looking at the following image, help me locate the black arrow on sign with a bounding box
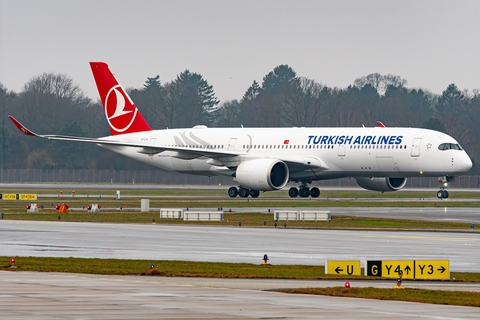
[335,266,343,274]
[437,266,446,273]
[404,266,411,274]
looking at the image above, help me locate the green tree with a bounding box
[379,86,433,127]
[0,83,17,169]
[422,117,447,133]
[240,80,275,127]
[174,70,219,127]
[436,84,466,115]
[129,75,165,129]
[352,84,380,126]
[261,65,297,96]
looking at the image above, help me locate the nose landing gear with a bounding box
[437,176,454,199]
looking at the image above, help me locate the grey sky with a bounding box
[1,0,479,103]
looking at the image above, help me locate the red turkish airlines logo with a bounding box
[105,85,138,133]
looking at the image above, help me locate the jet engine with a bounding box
[235,159,289,191]
[355,177,407,192]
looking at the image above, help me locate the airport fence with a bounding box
[0,169,479,188]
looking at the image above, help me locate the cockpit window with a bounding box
[438,143,463,151]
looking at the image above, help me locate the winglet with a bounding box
[9,116,39,137]
[377,121,386,128]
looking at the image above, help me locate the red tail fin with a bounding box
[90,62,152,135]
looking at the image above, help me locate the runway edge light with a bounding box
[10,257,16,268]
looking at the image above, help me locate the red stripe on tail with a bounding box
[90,62,152,135]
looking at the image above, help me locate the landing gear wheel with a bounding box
[310,187,320,198]
[437,190,450,199]
[250,190,260,198]
[239,187,250,198]
[299,187,310,198]
[228,187,238,198]
[288,187,299,198]
[436,190,443,199]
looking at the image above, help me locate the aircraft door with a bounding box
[411,138,422,157]
[228,138,237,151]
[337,144,346,157]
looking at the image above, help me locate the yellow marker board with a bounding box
[381,260,415,279]
[325,260,361,276]
[19,194,37,201]
[0,193,37,201]
[415,260,450,280]
[2,194,18,200]
[366,260,450,280]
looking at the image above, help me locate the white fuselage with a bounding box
[98,126,472,183]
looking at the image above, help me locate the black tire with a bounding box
[437,190,444,199]
[288,187,299,198]
[443,190,449,199]
[250,190,260,198]
[299,187,310,198]
[228,187,238,198]
[310,187,320,198]
[239,187,250,198]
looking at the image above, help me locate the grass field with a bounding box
[0,212,472,230]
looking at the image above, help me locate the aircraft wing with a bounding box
[9,115,329,171]
[279,155,330,171]
[8,116,240,159]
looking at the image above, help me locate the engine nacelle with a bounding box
[236,159,289,191]
[355,177,407,192]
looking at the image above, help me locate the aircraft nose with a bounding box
[459,153,473,173]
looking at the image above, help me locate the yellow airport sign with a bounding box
[415,260,450,280]
[0,193,37,201]
[366,260,450,280]
[19,194,37,201]
[1,193,18,200]
[325,260,361,276]
[381,260,415,279]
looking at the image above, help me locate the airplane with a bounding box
[9,62,473,199]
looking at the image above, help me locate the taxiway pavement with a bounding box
[1,271,479,320]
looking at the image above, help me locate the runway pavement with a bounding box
[1,271,479,320]
[1,220,479,272]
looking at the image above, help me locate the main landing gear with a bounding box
[228,186,260,198]
[288,182,320,198]
[437,176,453,199]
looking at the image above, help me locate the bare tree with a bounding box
[216,100,241,127]
[279,77,324,127]
[354,73,407,95]
[16,73,90,133]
